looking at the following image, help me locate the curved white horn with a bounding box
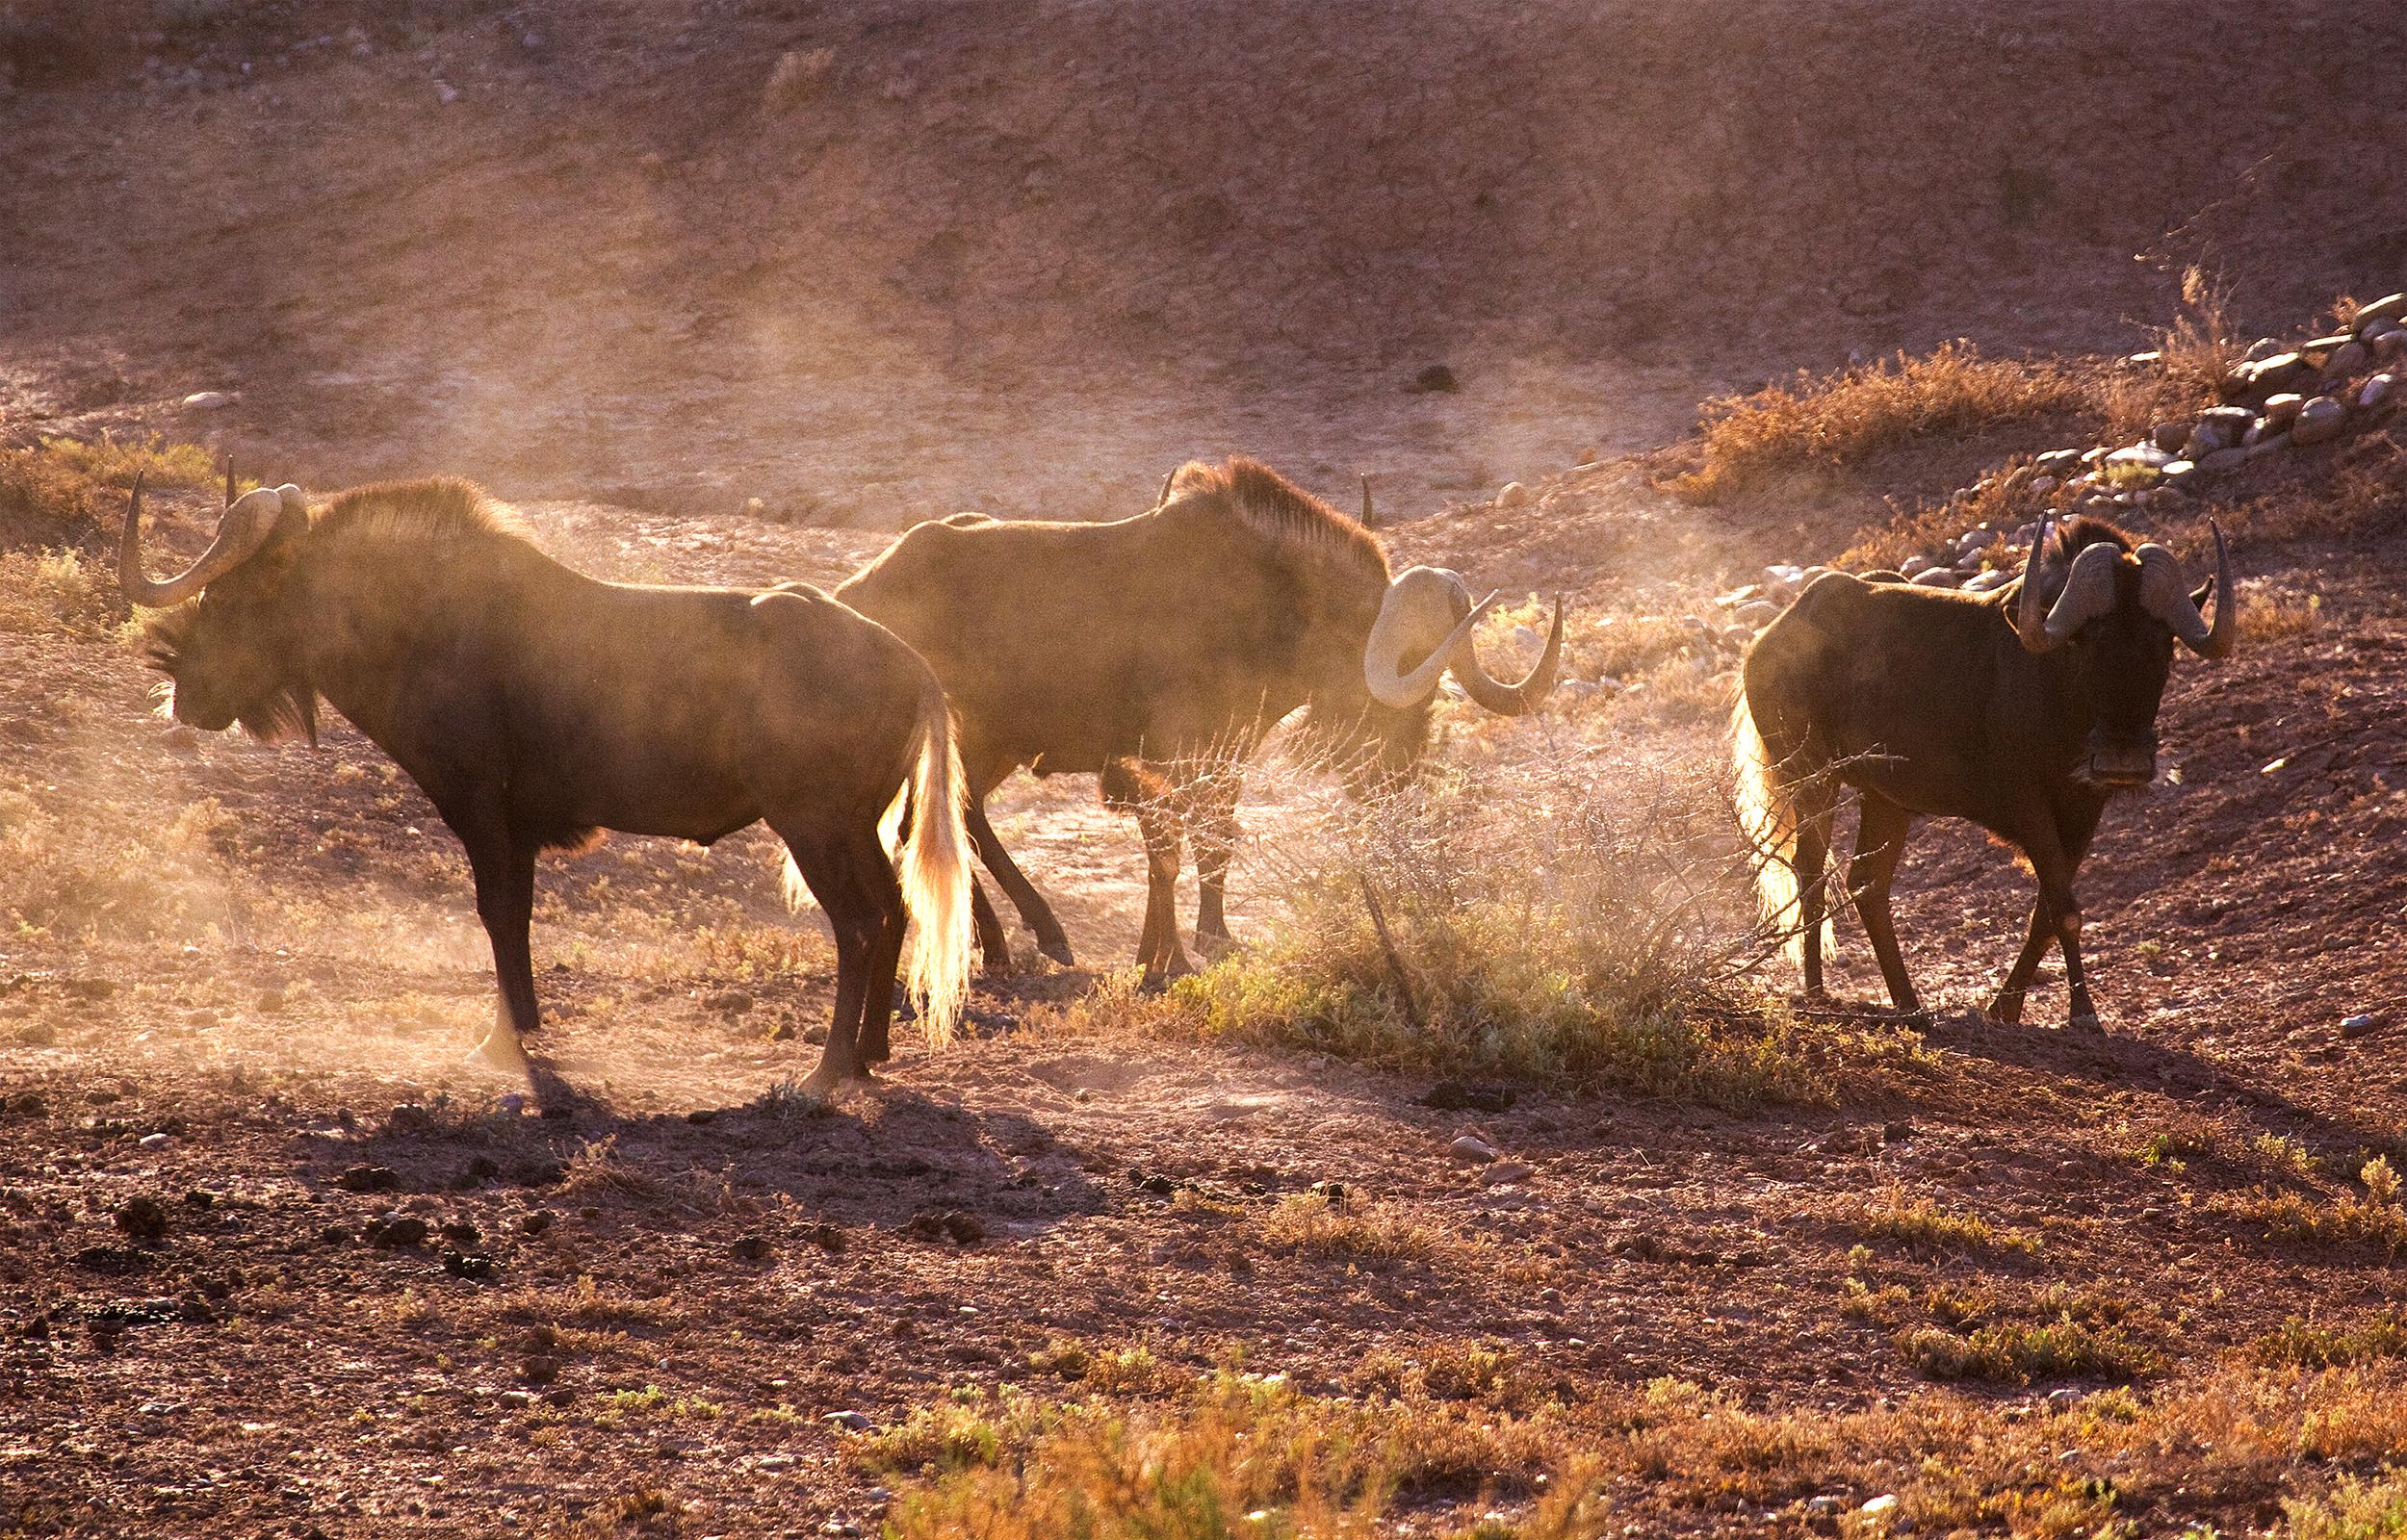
[2039,541,2123,647]
[1363,566,1496,709]
[117,480,294,608]
[2137,523,2235,659]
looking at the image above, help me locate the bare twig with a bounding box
[1358,875,1424,1032]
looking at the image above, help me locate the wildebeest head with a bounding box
[2011,514,2235,786]
[119,471,320,744]
[1344,560,1565,789]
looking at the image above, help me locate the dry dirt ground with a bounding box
[7,3,2407,1538]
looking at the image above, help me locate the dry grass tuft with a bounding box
[1849,1191,2043,1258]
[1060,749,1928,1109]
[1665,343,2090,506]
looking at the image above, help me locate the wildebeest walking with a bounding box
[838,457,1564,984]
[119,475,972,1101]
[1734,515,2235,1027]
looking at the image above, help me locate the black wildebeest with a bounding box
[837,456,1564,984]
[120,474,972,1101]
[1734,514,2235,1027]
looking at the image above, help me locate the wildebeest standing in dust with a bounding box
[839,457,1565,985]
[1734,515,2235,1027]
[119,475,973,1101]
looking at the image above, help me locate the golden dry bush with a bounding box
[1666,343,2090,505]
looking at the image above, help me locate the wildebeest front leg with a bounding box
[459,825,560,1107]
[1988,802,2103,1028]
[1848,793,1921,1014]
[1131,796,1191,989]
[777,831,872,1090]
[1190,771,1242,958]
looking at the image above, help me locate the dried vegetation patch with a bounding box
[1053,749,1929,1108]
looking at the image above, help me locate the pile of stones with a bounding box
[1715,293,2404,629]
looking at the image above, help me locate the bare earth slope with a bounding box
[5,0,2405,519]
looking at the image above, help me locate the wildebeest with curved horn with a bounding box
[837,456,1565,985]
[1734,514,2235,1027]
[119,474,973,1102]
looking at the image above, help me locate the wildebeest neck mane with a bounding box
[307,477,534,552]
[1168,457,1387,580]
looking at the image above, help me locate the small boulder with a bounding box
[1448,1135,1500,1164]
[115,1196,169,1242]
[181,390,235,410]
[824,1410,873,1433]
[2362,373,2395,411]
[1910,568,1962,588]
[2353,294,2407,335]
[1495,481,1530,509]
[2323,340,2372,383]
[2196,447,2250,475]
[1409,364,1461,394]
[2291,397,2347,446]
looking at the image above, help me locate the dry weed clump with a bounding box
[2213,1157,2407,1255]
[861,1353,2407,1537]
[1849,1191,2043,1258]
[0,548,116,636]
[0,787,243,942]
[1665,343,2090,505]
[1078,748,1925,1109]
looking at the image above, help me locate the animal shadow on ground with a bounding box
[1920,1008,2399,1159]
[295,1084,1109,1239]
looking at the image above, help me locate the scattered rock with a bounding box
[1409,364,1460,394]
[2354,294,2407,335]
[442,1249,496,1279]
[2323,341,2371,382]
[366,1217,430,1248]
[523,1353,561,1385]
[823,1410,872,1433]
[334,1165,401,1194]
[2362,373,2394,411]
[181,390,234,410]
[2291,396,2347,446]
[2342,1014,2377,1039]
[1421,1081,1516,1114]
[1448,1135,1500,1164]
[137,1132,173,1149]
[1909,568,1962,588]
[2196,447,2250,475]
[1495,480,1530,509]
[906,1210,986,1245]
[520,1208,558,1237]
[732,1234,774,1261]
[440,1220,481,1246]
[757,1454,796,1473]
[1859,1493,1903,1526]
[115,1196,169,1242]
[1480,1162,1534,1186]
[704,988,755,1015]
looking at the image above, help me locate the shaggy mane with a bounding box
[309,476,534,549]
[2046,513,2136,561]
[1166,457,1387,578]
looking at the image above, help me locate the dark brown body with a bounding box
[839,459,1430,983]
[132,479,972,1101]
[1735,517,2229,1027]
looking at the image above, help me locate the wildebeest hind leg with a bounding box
[1791,807,1834,999]
[847,828,908,1065]
[966,800,1074,967]
[1848,794,1920,1014]
[970,878,1012,976]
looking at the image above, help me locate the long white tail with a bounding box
[1732,693,1829,968]
[895,682,973,1046]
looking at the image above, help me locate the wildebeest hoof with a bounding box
[1038,938,1075,967]
[1983,994,2025,1024]
[2067,1012,2104,1034]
